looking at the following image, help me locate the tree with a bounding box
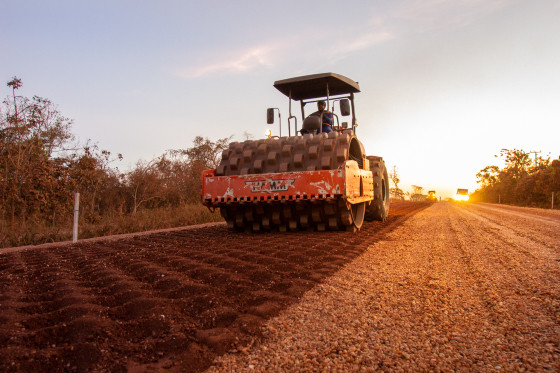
[67,144,122,220]
[1,78,74,222]
[472,148,560,208]
[410,185,425,201]
[389,165,404,200]
[127,159,163,214]
[498,148,532,180]
[182,135,232,170]
[169,136,231,204]
[242,131,254,141]
[476,165,500,187]
[125,136,233,212]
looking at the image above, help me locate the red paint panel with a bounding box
[202,169,345,205]
[202,160,374,207]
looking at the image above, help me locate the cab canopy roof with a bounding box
[273,73,360,101]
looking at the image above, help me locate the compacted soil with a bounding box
[0,201,428,372]
[210,202,560,372]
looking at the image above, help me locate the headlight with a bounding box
[265,129,272,138]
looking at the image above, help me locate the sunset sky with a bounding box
[1,0,559,198]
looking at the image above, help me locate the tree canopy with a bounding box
[472,148,560,208]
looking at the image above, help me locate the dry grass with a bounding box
[0,204,223,248]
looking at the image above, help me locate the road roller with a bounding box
[202,73,389,232]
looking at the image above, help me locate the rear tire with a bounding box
[365,156,389,221]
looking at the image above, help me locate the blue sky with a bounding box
[2,0,559,198]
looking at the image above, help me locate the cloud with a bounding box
[174,0,514,80]
[336,32,394,54]
[318,31,394,66]
[176,24,394,80]
[177,46,275,79]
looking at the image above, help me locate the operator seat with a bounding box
[301,115,321,134]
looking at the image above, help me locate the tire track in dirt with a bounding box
[0,201,429,372]
[446,206,517,326]
[448,203,560,368]
[460,203,560,253]
[473,203,560,225]
[453,204,560,283]
[450,204,560,324]
[360,203,521,368]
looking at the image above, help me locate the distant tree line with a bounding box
[1,77,230,246]
[471,148,560,208]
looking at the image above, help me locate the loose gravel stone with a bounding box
[208,202,560,372]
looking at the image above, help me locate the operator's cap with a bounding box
[318,100,326,105]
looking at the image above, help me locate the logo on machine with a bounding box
[245,178,295,193]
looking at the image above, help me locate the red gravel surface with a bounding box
[0,201,428,372]
[209,201,560,372]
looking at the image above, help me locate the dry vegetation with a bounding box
[0,78,229,248]
[472,148,560,208]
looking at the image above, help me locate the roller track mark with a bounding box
[3,248,119,371]
[45,245,202,370]
[54,244,214,369]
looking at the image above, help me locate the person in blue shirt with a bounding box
[312,100,334,133]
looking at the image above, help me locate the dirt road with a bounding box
[211,202,560,372]
[1,201,558,372]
